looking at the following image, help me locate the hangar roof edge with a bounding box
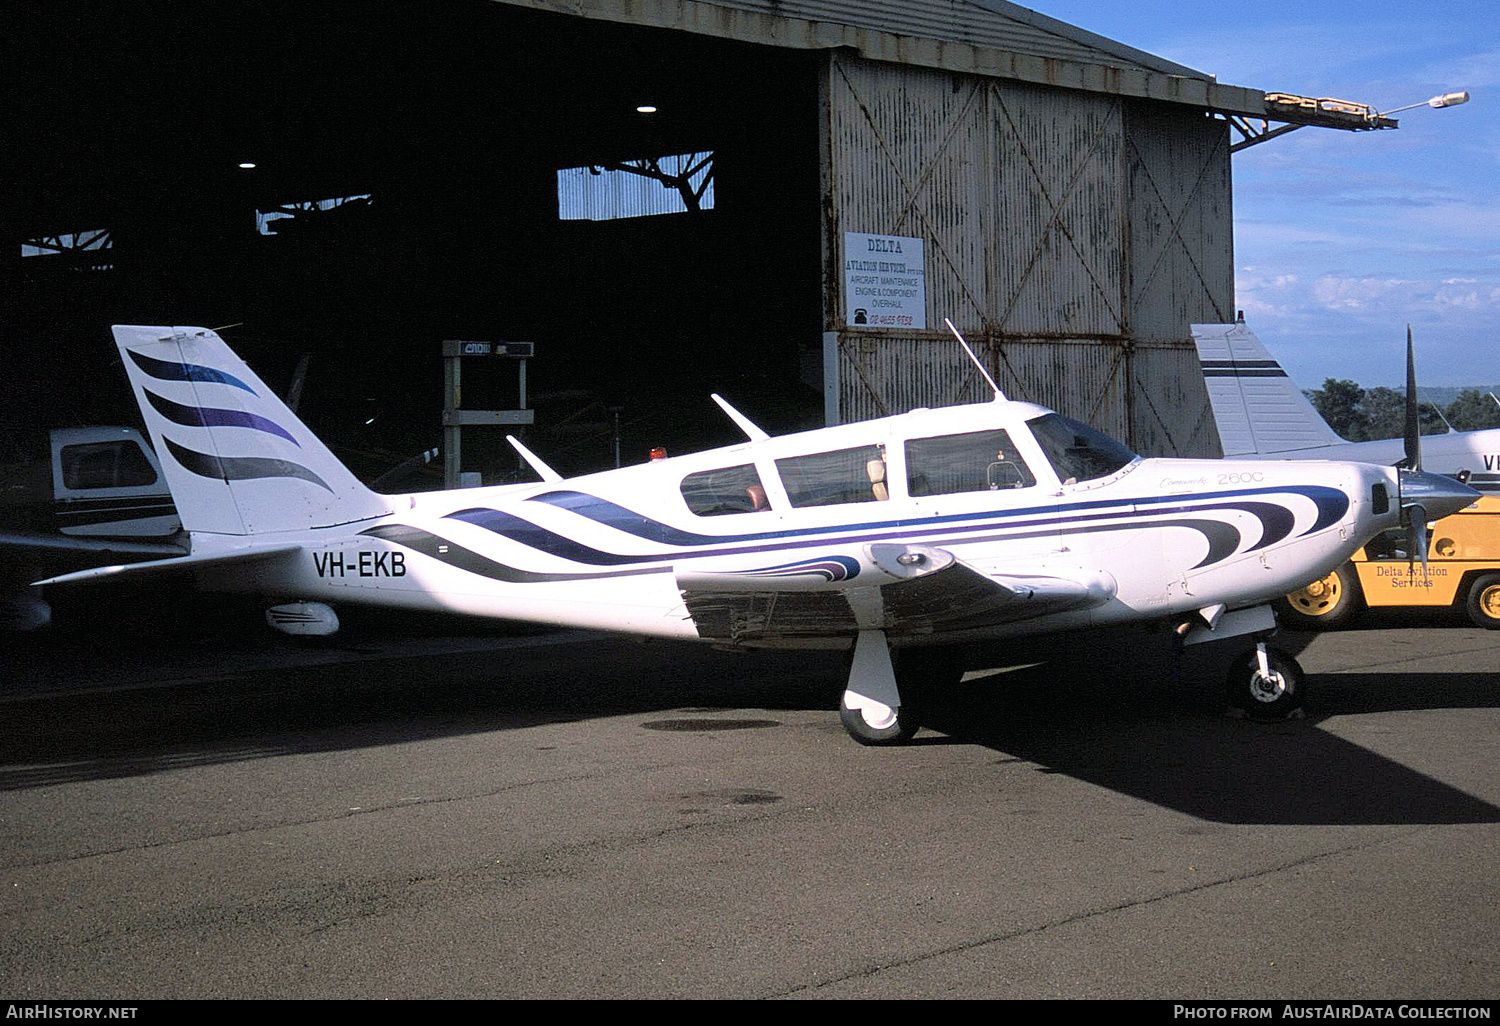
[494,0,1271,117]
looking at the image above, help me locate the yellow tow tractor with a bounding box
[1278,495,1500,629]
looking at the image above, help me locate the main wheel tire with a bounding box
[1465,573,1500,629]
[1277,563,1363,630]
[839,691,919,745]
[1226,647,1306,720]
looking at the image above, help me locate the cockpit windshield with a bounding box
[1027,413,1138,485]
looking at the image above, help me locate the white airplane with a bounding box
[36,324,1477,743]
[1193,320,1500,491]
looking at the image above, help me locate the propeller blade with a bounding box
[1403,325,1421,472]
[1408,502,1429,580]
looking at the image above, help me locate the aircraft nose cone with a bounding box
[1399,470,1481,520]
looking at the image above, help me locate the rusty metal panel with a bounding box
[823,55,1234,458]
[828,58,991,328]
[836,334,994,424]
[992,338,1131,441]
[988,79,1125,337]
[1125,106,1235,340]
[835,333,1219,458]
[1127,341,1223,458]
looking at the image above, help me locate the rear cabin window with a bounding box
[680,464,770,517]
[905,428,1036,495]
[1028,414,1137,484]
[60,441,158,490]
[776,444,888,508]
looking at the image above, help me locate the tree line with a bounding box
[1307,380,1500,441]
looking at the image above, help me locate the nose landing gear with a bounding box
[1227,641,1305,719]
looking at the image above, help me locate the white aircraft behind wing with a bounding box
[1193,320,1500,491]
[37,325,1478,743]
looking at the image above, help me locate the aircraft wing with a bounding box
[676,542,1114,642]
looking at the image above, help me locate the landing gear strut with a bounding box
[839,629,918,745]
[1226,641,1305,719]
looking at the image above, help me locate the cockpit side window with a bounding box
[680,464,771,517]
[905,428,1036,495]
[775,444,887,508]
[60,441,158,490]
[1027,413,1138,485]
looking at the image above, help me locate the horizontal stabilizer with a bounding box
[0,530,187,559]
[34,543,302,588]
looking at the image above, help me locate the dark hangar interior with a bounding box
[7,1,826,480]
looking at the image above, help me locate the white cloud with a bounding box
[1312,276,1418,311]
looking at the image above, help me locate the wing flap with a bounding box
[677,543,1114,642]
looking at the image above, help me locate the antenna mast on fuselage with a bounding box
[943,318,1005,401]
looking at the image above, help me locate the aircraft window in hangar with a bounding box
[776,445,889,508]
[1028,414,1139,485]
[60,441,158,490]
[557,153,715,221]
[680,464,771,517]
[905,429,1037,495]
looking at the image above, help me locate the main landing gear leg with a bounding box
[839,629,919,745]
[1227,640,1306,720]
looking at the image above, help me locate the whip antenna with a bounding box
[943,318,1004,401]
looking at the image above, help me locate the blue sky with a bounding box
[1030,1,1499,388]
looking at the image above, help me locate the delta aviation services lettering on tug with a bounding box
[36,325,1477,745]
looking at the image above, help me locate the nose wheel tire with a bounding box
[1227,646,1306,720]
[1277,563,1362,630]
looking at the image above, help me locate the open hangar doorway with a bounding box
[5,2,826,482]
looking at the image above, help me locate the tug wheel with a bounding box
[1465,573,1500,629]
[1276,563,1362,630]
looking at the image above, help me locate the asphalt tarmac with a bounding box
[1,607,1497,1000]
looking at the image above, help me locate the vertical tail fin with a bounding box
[113,325,391,535]
[1191,321,1346,456]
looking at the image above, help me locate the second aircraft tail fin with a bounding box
[1191,321,1346,456]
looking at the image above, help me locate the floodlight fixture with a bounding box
[1379,90,1471,118]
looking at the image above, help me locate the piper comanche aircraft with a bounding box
[37,325,1478,744]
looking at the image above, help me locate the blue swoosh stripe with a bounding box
[451,489,1341,570]
[127,349,257,393]
[735,556,861,582]
[447,508,643,565]
[145,389,299,446]
[164,438,331,493]
[360,525,669,583]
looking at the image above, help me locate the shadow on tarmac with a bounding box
[2,609,1497,827]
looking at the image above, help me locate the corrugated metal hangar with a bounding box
[5,0,1374,479]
